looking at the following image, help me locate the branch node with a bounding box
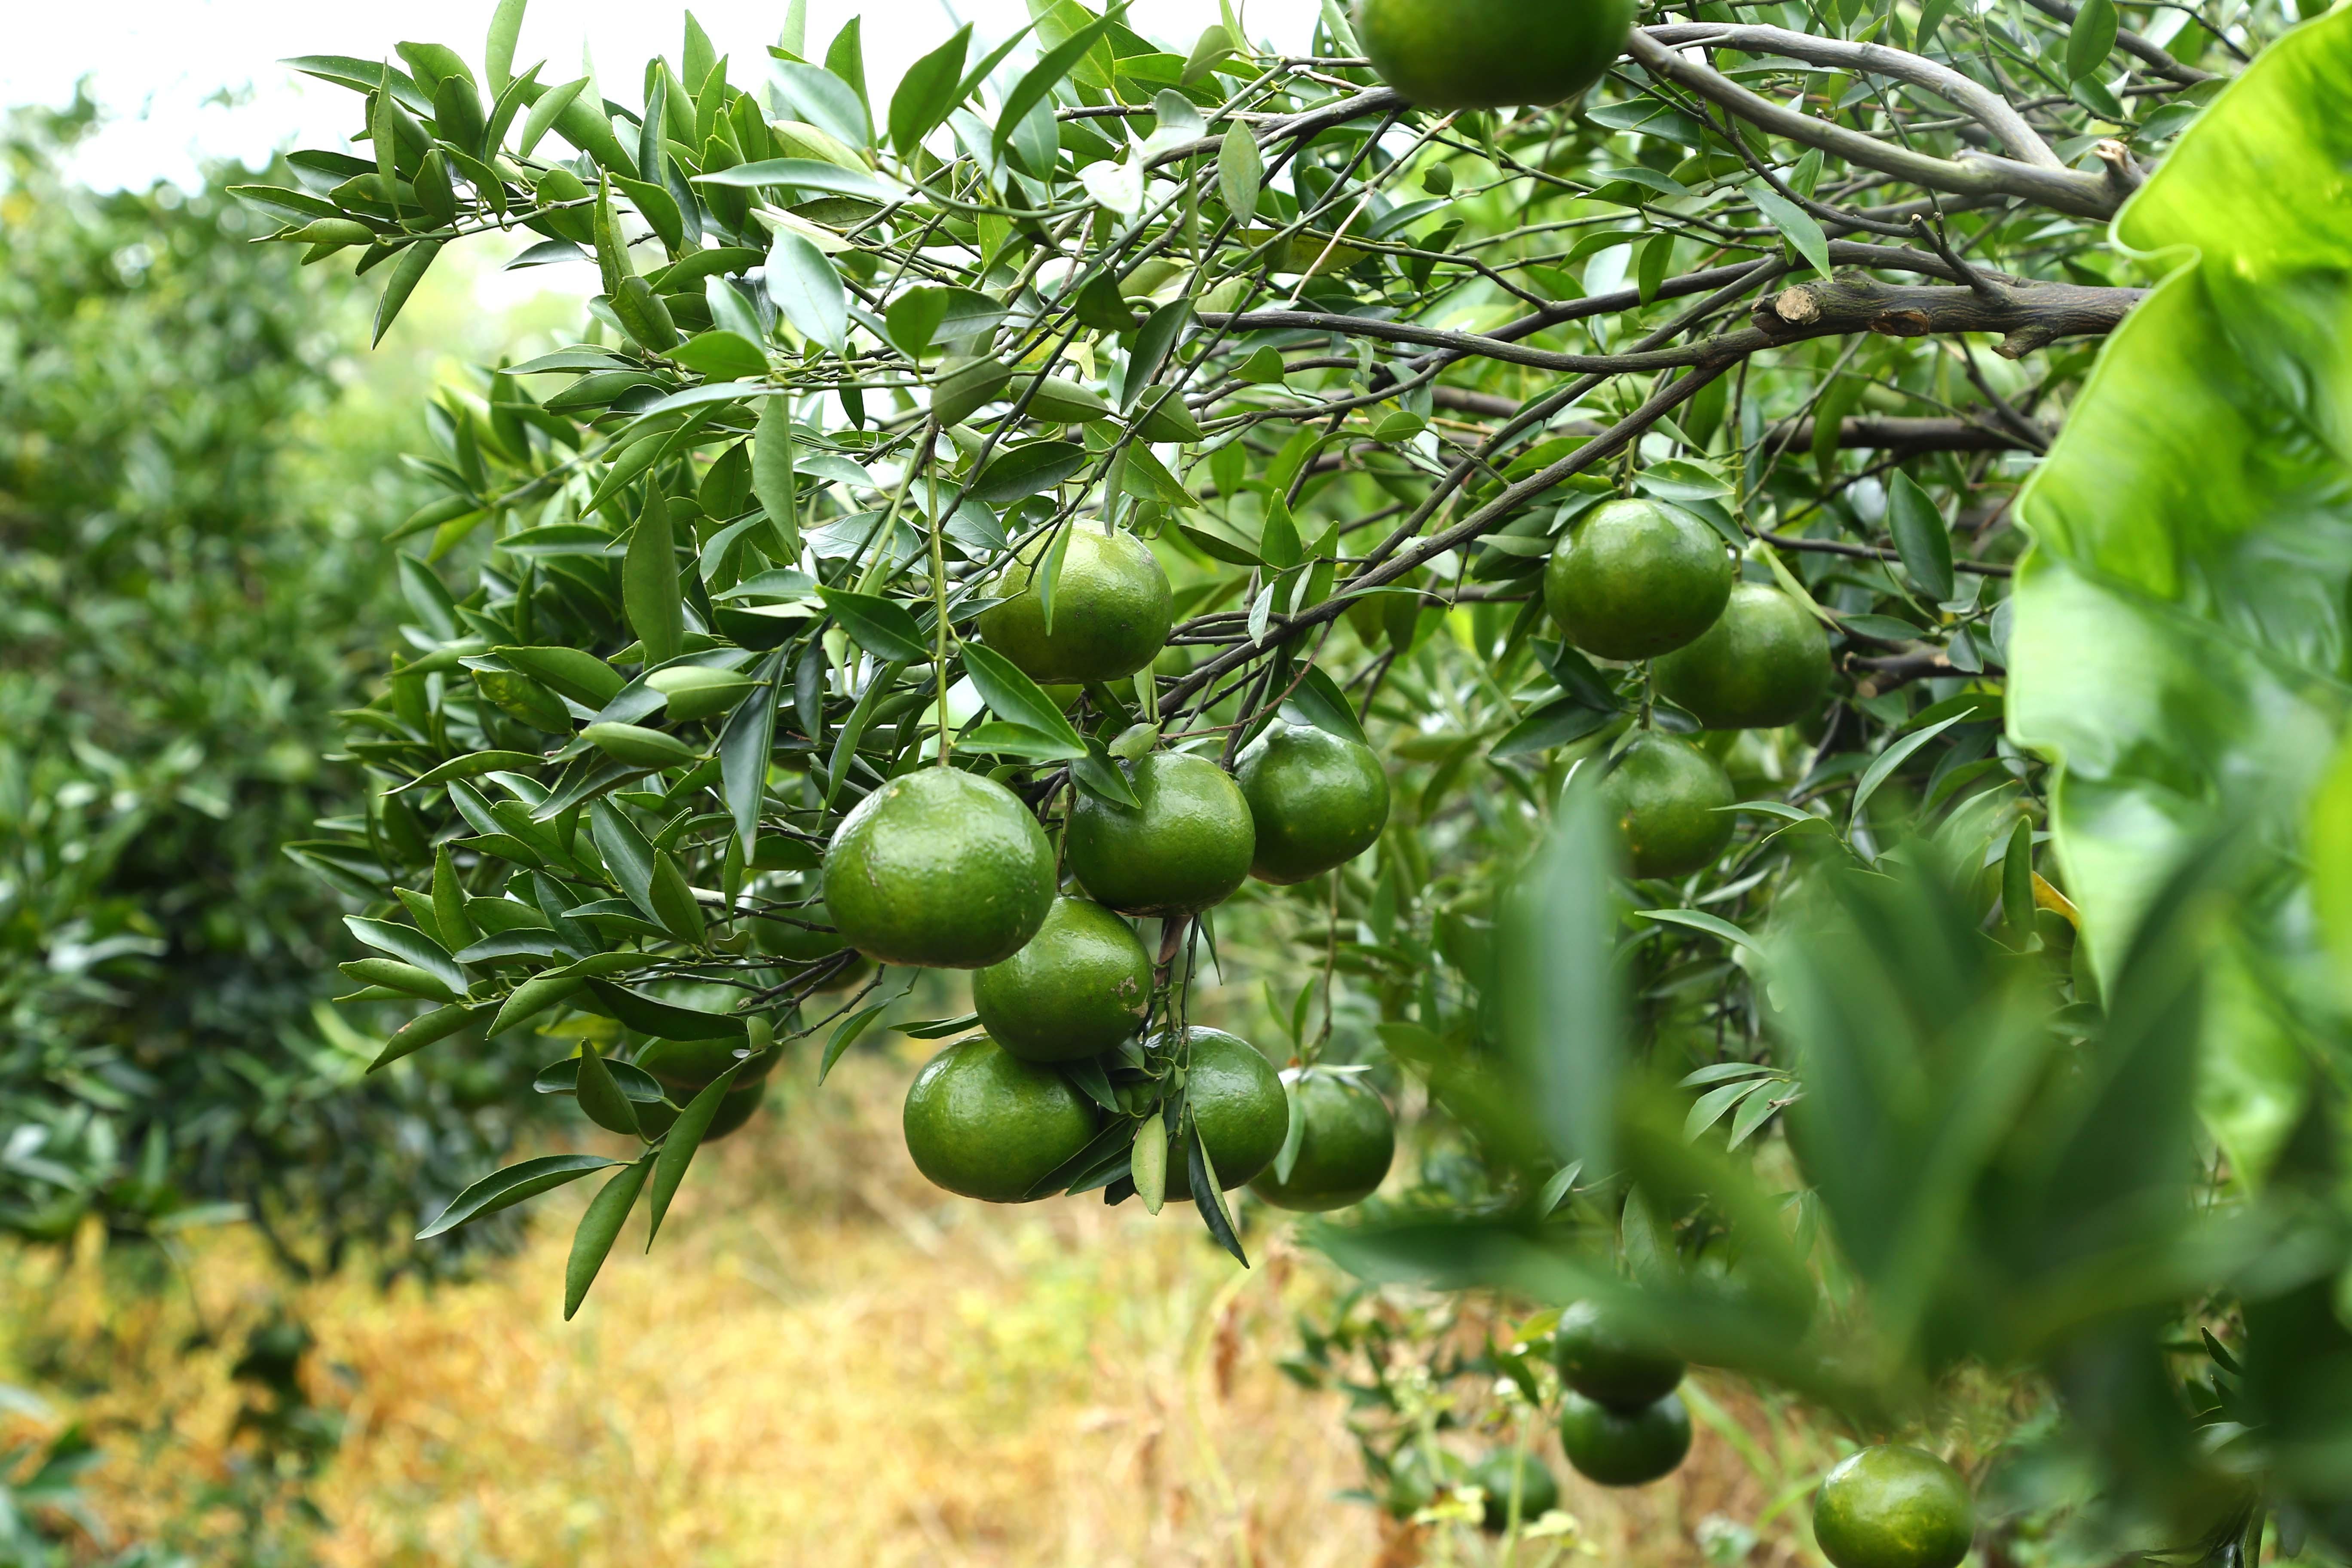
[2095,139,2148,199]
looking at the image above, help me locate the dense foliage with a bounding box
[249,0,2352,1558]
[0,100,538,1273]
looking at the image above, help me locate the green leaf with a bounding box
[766,230,849,355]
[993,5,1129,156]
[624,492,685,666]
[965,722,1089,761]
[487,971,586,1037]
[591,799,665,922]
[283,54,431,110]
[1637,907,1764,958]
[2000,818,2036,941]
[1072,738,1142,808]
[345,916,468,998]
[584,980,749,1041]
[647,850,707,945]
[486,0,527,92]
[369,1001,484,1071]
[771,58,870,148]
[417,1153,624,1239]
[1886,472,1956,603]
[692,158,898,202]
[2067,0,2119,81]
[372,241,443,346]
[516,76,588,159]
[574,1044,642,1136]
[1747,185,1832,283]
[646,1061,749,1248]
[564,1158,652,1318]
[582,722,699,769]
[1123,300,1191,413]
[1274,1075,1306,1184]
[1281,665,1369,746]
[671,330,768,380]
[720,650,786,854]
[818,588,929,663]
[1133,1110,1167,1214]
[2011,11,2352,1181]
[752,399,801,555]
[819,1003,888,1084]
[961,643,1087,748]
[1848,714,1964,830]
[1489,698,1616,759]
[496,645,625,708]
[972,440,1088,504]
[1186,1114,1249,1266]
[888,24,972,156]
[1217,121,1262,220]
[1181,24,1235,86]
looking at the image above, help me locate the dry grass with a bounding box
[1,1035,1837,1568]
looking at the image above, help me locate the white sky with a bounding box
[5,0,1322,193]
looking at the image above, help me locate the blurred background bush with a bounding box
[0,94,543,1275]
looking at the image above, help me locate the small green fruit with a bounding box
[1544,497,1733,660]
[1598,731,1736,879]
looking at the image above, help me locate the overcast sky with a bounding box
[6,0,1321,192]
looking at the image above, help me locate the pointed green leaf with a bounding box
[889,24,972,156]
[624,492,685,666]
[564,1158,653,1317]
[1886,472,1956,603]
[418,1153,624,1239]
[646,1061,749,1247]
[575,1044,643,1136]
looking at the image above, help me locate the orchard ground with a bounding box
[4,1044,1845,1566]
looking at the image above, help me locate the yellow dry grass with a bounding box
[2,1036,1834,1568]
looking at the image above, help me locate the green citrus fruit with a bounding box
[1249,1069,1395,1211]
[1544,497,1733,660]
[822,767,1056,968]
[636,1077,767,1142]
[901,1035,1099,1203]
[1812,1446,1975,1568]
[1553,1299,1685,1406]
[1471,1450,1561,1532]
[1655,583,1833,729]
[1152,1026,1287,1198]
[1599,731,1736,879]
[1354,0,1636,110]
[977,524,1173,683]
[1558,1389,1692,1486]
[1067,751,1256,916]
[972,897,1152,1063]
[1234,722,1390,885]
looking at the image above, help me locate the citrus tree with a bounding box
[245,0,2352,1558]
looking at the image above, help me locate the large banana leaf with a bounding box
[2009,6,2352,1182]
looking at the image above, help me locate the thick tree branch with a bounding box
[1202,275,2138,375]
[1625,31,2117,219]
[1643,22,2068,171]
[1426,388,2045,452]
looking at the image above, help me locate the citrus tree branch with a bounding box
[1163,364,1730,710]
[1203,275,2140,374]
[1643,21,2070,171]
[1623,30,2117,218]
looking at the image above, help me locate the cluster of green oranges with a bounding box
[1553,498,1831,879]
[816,526,1397,1211]
[1398,1307,1975,1565]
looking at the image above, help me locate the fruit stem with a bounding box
[1640,661,1655,731]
